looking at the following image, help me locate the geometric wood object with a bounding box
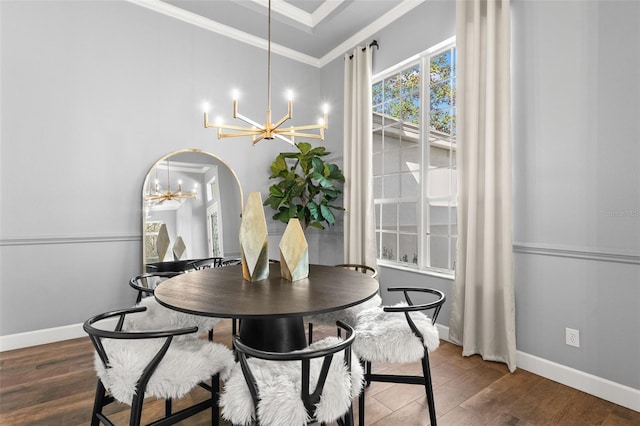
[156,223,170,262]
[239,192,269,282]
[279,218,308,282]
[172,236,186,260]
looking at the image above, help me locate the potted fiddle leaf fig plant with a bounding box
[263,142,345,230]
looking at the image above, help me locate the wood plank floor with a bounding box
[1,319,638,425]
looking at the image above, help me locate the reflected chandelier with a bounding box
[145,160,197,203]
[203,0,328,146]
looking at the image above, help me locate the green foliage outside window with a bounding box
[372,50,456,135]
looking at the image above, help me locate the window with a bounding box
[372,39,457,274]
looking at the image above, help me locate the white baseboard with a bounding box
[516,350,640,412]
[2,322,639,412]
[435,324,639,412]
[0,323,88,352]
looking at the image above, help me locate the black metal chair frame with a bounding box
[233,321,357,426]
[307,264,379,345]
[84,307,221,426]
[189,257,225,270]
[145,260,195,273]
[129,271,183,304]
[358,287,445,426]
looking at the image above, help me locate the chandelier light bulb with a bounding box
[202,102,210,113]
[287,90,294,101]
[322,103,330,114]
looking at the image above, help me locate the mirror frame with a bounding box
[141,148,244,270]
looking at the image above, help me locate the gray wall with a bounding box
[511,0,640,390]
[1,0,638,393]
[0,0,331,334]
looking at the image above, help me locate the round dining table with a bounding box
[154,262,379,352]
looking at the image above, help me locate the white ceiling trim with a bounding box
[310,0,346,27]
[127,0,321,67]
[250,0,346,28]
[318,0,425,67]
[127,0,424,68]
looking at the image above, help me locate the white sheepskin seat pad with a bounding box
[306,294,382,327]
[123,297,221,339]
[353,303,440,364]
[220,336,364,426]
[95,338,234,404]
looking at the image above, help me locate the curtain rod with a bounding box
[349,40,379,59]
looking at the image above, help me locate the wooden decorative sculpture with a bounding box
[279,218,308,282]
[239,192,269,282]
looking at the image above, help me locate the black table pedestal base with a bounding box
[239,317,307,352]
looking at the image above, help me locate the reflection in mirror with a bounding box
[142,149,243,269]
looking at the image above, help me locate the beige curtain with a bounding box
[449,0,516,372]
[343,46,377,267]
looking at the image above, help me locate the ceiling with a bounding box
[127,0,424,67]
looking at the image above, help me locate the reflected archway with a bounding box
[142,149,243,269]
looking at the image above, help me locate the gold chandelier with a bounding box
[203,0,328,146]
[145,159,197,203]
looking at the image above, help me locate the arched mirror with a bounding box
[142,149,243,270]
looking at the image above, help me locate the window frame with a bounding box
[372,36,457,278]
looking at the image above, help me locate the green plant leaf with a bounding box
[311,156,324,173]
[308,221,325,230]
[320,204,335,224]
[307,201,320,220]
[297,142,312,154]
[312,171,333,188]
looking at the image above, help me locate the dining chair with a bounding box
[84,306,234,426]
[220,321,363,426]
[129,271,183,304]
[190,257,225,270]
[129,272,222,341]
[306,264,380,344]
[353,287,445,426]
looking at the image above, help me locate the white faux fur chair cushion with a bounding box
[353,303,440,363]
[305,294,382,327]
[220,336,364,426]
[123,297,221,339]
[95,338,234,404]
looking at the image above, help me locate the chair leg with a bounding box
[421,350,437,426]
[212,374,220,426]
[91,380,107,426]
[308,322,314,345]
[358,388,365,426]
[130,390,145,426]
[337,400,355,426]
[165,398,172,417]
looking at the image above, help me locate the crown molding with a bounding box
[318,0,425,67]
[127,0,424,68]
[126,0,321,67]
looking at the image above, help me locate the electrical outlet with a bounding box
[566,328,580,348]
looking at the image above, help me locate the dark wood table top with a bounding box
[154,263,379,319]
